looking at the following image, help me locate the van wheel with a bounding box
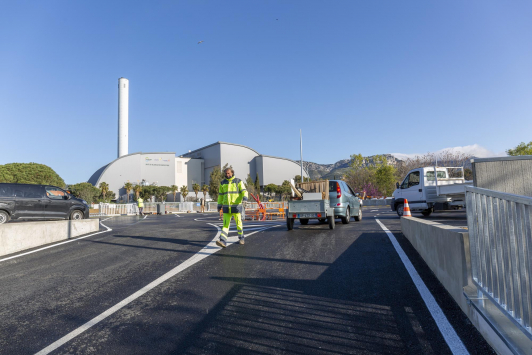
[300,219,309,225]
[341,207,350,224]
[0,210,10,224]
[354,208,362,221]
[421,209,432,217]
[70,210,84,220]
[396,204,404,217]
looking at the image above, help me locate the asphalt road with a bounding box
[0,208,492,354]
[385,206,468,228]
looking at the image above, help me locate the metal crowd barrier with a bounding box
[466,186,532,336]
[95,203,138,216]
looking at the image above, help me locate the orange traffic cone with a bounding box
[403,199,412,217]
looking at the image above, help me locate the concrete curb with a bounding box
[0,219,99,258]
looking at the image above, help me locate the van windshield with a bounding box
[426,171,447,181]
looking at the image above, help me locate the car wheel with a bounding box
[300,219,309,225]
[421,209,432,217]
[396,204,404,217]
[70,210,84,220]
[341,207,350,224]
[328,217,335,230]
[287,217,294,230]
[354,208,362,221]
[0,210,10,224]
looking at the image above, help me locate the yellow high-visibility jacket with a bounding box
[137,198,144,208]
[217,176,248,213]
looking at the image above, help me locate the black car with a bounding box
[0,183,90,224]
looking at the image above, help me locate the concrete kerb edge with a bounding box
[400,216,525,355]
[0,219,100,258]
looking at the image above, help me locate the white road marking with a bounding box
[34,223,280,355]
[0,221,113,264]
[375,219,469,355]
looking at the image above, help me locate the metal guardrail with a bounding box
[466,186,532,337]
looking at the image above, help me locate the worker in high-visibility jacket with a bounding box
[216,167,248,247]
[137,197,144,216]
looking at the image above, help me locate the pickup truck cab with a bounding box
[391,166,471,217]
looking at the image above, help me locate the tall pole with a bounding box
[300,129,303,182]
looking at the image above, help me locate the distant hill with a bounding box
[304,154,402,181]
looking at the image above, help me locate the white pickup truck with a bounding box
[391,166,473,217]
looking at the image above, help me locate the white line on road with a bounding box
[0,221,113,264]
[375,219,469,355]
[34,223,280,355]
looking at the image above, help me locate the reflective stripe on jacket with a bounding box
[217,176,248,213]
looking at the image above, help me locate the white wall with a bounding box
[261,155,308,186]
[220,143,259,182]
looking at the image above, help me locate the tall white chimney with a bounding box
[118,77,129,158]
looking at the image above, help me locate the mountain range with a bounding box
[304,154,402,180]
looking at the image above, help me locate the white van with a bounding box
[391,166,472,217]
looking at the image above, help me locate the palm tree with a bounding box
[180,185,188,201]
[133,184,142,200]
[170,185,178,202]
[192,183,200,201]
[99,182,109,202]
[124,182,133,203]
[201,184,209,201]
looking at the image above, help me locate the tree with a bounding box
[209,164,229,202]
[99,182,110,202]
[170,185,178,202]
[180,185,189,201]
[202,184,209,201]
[255,173,260,197]
[141,185,157,201]
[192,183,200,201]
[0,162,65,187]
[133,184,142,200]
[279,180,292,200]
[265,183,277,199]
[245,174,256,197]
[156,186,170,202]
[294,175,310,183]
[68,182,101,204]
[507,141,532,156]
[124,182,133,203]
[374,162,396,197]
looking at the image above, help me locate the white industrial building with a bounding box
[88,142,308,201]
[88,78,308,201]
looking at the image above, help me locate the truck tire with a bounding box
[287,217,294,230]
[341,207,350,224]
[421,209,432,217]
[328,217,335,230]
[396,203,404,217]
[354,208,362,221]
[300,218,309,225]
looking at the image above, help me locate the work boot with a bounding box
[239,238,245,245]
[216,239,227,248]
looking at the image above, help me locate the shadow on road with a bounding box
[172,233,449,355]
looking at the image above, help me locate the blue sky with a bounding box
[1,1,531,183]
